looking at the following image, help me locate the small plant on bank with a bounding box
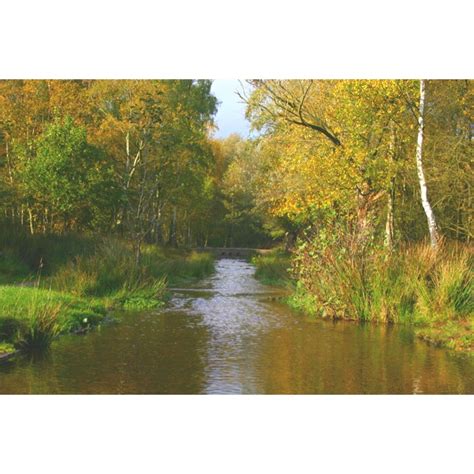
[0,342,16,357]
[16,303,63,352]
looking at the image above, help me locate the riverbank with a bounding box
[252,245,473,354]
[0,234,214,357]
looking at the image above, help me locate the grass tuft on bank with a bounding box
[0,285,107,353]
[251,249,293,287]
[0,233,215,354]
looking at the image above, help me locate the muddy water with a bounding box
[0,259,473,394]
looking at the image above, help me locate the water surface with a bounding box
[1,259,473,394]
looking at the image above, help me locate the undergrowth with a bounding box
[0,231,215,354]
[253,240,473,353]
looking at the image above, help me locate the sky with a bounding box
[211,80,251,138]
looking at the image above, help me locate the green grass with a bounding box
[0,342,16,357]
[251,249,293,287]
[0,285,107,352]
[0,232,215,353]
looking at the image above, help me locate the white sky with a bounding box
[211,80,251,138]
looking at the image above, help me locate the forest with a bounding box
[0,79,472,358]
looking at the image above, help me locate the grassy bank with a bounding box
[251,249,293,286]
[0,233,214,356]
[0,286,107,354]
[252,244,473,353]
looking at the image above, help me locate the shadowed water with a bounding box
[1,259,473,394]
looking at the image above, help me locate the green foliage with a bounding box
[286,282,319,316]
[0,342,15,356]
[116,278,168,311]
[17,117,120,230]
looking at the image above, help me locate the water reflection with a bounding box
[0,259,473,394]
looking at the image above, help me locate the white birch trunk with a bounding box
[384,124,396,251]
[28,207,34,235]
[416,80,439,248]
[384,179,395,251]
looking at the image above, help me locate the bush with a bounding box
[289,229,473,350]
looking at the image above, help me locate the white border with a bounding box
[0,395,472,473]
[1,1,473,78]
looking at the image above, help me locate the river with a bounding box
[0,259,473,394]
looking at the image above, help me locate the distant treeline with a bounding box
[0,80,270,254]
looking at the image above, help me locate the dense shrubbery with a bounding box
[290,232,473,350]
[291,229,472,321]
[253,239,473,352]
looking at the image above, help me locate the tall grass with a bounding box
[251,249,292,286]
[49,239,214,302]
[287,238,473,351]
[0,231,215,355]
[16,303,63,352]
[412,247,473,323]
[0,225,97,278]
[291,236,471,321]
[0,285,107,353]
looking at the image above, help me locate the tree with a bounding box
[18,117,119,233]
[415,80,440,248]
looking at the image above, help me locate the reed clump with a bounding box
[253,238,473,352]
[251,249,292,286]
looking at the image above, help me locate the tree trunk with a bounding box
[416,80,440,248]
[155,205,163,244]
[385,124,396,251]
[27,207,34,235]
[169,206,177,247]
[384,178,395,251]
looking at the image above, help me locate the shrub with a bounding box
[291,227,473,331]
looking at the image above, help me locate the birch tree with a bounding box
[415,80,440,248]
